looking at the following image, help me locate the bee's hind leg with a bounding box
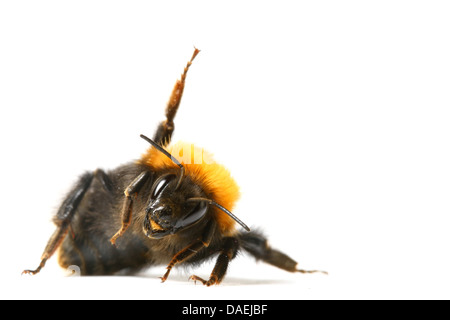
[22,170,111,275]
[238,230,327,275]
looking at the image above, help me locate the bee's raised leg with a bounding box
[110,171,151,246]
[153,48,200,147]
[239,231,327,275]
[189,237,239,286]
[22,171,99,275]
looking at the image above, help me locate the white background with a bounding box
[1,1,449,300]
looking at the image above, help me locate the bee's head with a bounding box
[143,173,209,239]
[140,134,250,239]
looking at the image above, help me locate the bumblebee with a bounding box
[23,48,325,286]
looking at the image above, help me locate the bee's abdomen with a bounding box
[57,229,152,275]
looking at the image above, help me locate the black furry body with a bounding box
[58,164,207,275]
[54,163,229,275]
[56,163,297,276]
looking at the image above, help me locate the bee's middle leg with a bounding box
[152,48,200,147]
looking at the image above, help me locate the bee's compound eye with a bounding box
[177,201,208,229]
[151,175,176,199]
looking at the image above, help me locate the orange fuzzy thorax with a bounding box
[139,141,241,235]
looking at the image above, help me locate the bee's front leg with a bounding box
[110,171,151,246]
[189,237,239,286]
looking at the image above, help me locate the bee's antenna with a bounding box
[140,134,185,190]
[187,197,251,232]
